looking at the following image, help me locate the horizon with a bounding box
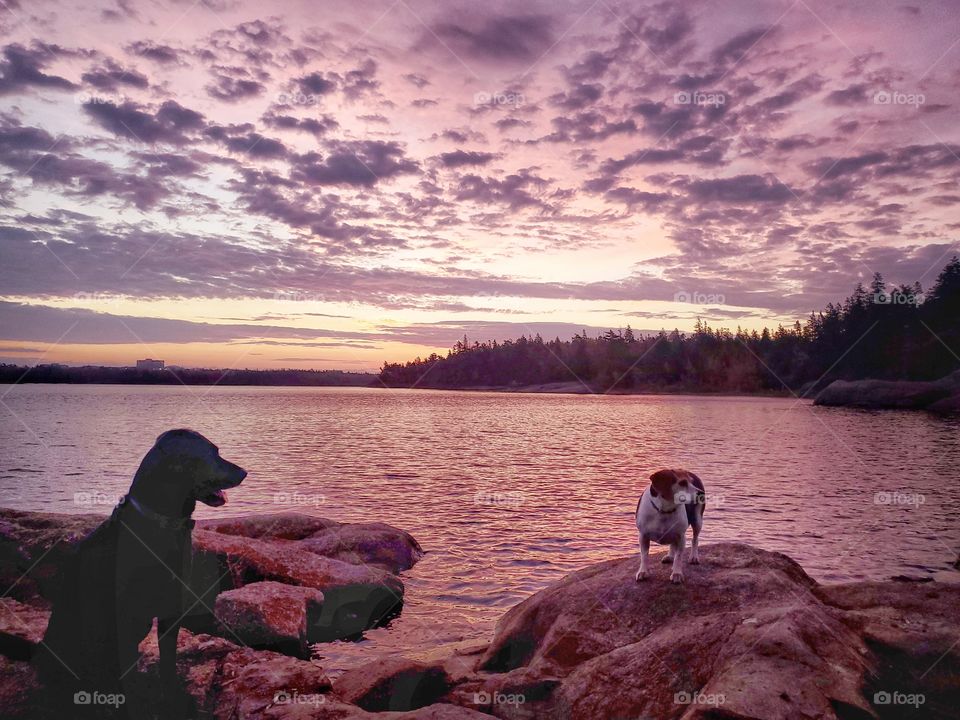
[2,0,959,370]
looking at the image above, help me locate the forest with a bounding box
[379,257,960,393]
[0,365,375,386]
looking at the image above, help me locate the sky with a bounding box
[0,0,958,371]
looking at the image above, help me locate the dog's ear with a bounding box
[649,469,678,496]
[649,469,678,485]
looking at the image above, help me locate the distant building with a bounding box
[136,358,165,371]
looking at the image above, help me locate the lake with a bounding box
[1,384,958,673]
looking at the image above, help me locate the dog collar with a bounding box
[650,497,678,514]
[123,495,195,531]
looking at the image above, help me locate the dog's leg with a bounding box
[670,534,685,583]
[635,535,650,581]
[157,618,180,690]
[690,517,702,565]
[661,547,675,564]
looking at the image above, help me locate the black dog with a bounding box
[36,429,246,716]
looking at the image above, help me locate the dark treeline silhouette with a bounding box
[0,365,375,386]
[380,257,960,393]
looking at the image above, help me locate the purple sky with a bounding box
[0,0,958,369]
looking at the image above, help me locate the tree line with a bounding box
[0,365,375,386]
[379,257,960,393]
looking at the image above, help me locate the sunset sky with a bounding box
[1,0,958,370]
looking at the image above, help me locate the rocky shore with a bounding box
[2,508,958,719]
[814,370,960,411]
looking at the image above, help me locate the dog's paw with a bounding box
[635,568,648,581]
[661,554,674,564]
[670,571,684,583]
[689,554,701,565]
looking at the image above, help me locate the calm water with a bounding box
[1,384,958,673]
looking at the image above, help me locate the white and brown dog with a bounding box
[635,468,705,583]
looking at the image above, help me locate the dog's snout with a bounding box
[219,458,247,487]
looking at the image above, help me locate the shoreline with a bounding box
[1,379,796,399]
[397,381,795,398]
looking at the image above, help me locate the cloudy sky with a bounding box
[1,0,958,370]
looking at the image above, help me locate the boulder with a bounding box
[200,514,340,541]
[214,582,324,657]
[299,524,424,573]
[480,542,818,673]
[192,529,405,641]
[814,369,960,410]
[817,581,960,718]
[335,657,453,712]
[202,513,424,573]
[465,544,896,719]
[0,508,101,604]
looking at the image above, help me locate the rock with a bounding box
[0,508,101,604]
[0,509,416,647]
[927,392,960,413]
[0,656,41,720]
[472,544,876,719]
[214,582,324,657]
[0,598,49,660]
[192,529,405,641]
[335,657,453,712]
[299,523,424,574]
[817,581,960,718]
[202,513,424,573]
[0,504,424,713]
[814,369,960,410]
[200,514,340,541]
[137,626,335,720]
[481,542,816,673]
[387,704,492,719]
